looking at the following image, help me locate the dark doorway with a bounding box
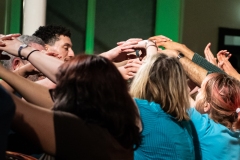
[218,27,240,72]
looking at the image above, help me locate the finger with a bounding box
[117,41,125,46]
[126,38,143,42]
[0,41,5,46]
[1,34,21,40]
[127,72,136,77]
[149,35,172,41]
[119,41,140,48]
[121,49,135,53]
[124,63,141,69]
[125,75,134,80]
[127,59,143,65]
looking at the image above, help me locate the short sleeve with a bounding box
[188,108,211,138]
[53,111,110,160]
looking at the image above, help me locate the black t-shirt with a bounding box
[40,111,133,160]
[0,86,15,160]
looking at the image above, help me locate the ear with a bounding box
[203,102,211,113]
[45,44,49,51]
[12,58,24,70]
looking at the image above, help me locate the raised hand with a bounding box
[0,33,21,42]
[100,39,142,62]
[0,33,21,59]
[217,50,231,62]
[117,38,143,46]
[148,35,172,45]
[118,58,143,80]
[0,38,23,57]
[204,43,218,66]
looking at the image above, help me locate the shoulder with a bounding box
[53,111,132,159]
[134,98,162,113]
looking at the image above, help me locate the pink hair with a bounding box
[204,73,240,130]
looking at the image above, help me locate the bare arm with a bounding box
[160,49,207,86]
[0,38,63,83]
[179,57,207,86]
[11,94,55,155]
[0,64,54,109]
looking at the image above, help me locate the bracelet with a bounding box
[26,50,39,60]
[18,44,28,60]
[177,53,184,59]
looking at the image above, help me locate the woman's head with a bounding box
[130,53,190,121]
[52,54,141,148]
[195,73,240,130]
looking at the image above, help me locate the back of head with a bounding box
[18,35,45,46]
[33,25,71,45]
[196,73,240,130]
[52,55,141,149]
[130,53,190,121]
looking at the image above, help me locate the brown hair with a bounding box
[52,54,141,149]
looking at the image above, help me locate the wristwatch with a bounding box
[177,52,184,60]
[18,44,28,60]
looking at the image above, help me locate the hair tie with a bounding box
[236,108,240,114]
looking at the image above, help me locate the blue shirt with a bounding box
[134,98,196,160]
[188,108,240,160]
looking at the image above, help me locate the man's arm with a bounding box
[149,36,224,74]
[160,49,207,86]
[179,56,207,86]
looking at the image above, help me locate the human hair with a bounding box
[18,35,45,46]
[33,25,71,45]
[1,35,44,71]
[195,73,240,130]
[130,53,190,121]
[52,55,141,149]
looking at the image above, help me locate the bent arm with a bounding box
[0,64,54,109]
[11,94,56,155]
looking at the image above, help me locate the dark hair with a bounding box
[33,25,71,45]
[52,55,141,149]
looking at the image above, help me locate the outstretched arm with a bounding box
[0,38,63,83]
[149,36,224,74]
[0,63,54,109]
[100,38,142,62]
[10,93,55,155]
[160,49,207,86]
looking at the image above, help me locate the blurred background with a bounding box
[1,0,240,68]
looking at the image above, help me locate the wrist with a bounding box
[20,47,33,58]
[21,47,37,60]
[146,40,157,49]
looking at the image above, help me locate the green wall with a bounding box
[0,0,22,34]
[1,0,183,54]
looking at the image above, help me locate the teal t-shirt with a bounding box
[134,98,196,160]
[188,108,240,160]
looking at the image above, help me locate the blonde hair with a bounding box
[130,54,190,121]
